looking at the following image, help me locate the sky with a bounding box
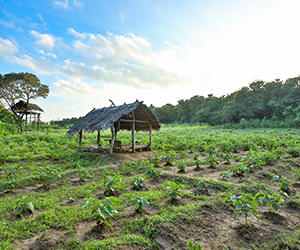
[1,0,300,121]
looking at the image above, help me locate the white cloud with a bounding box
[73,0,84,8]
[30,31,56,51]
[0,37,18,58]
[119,12,126,22]
[53,0,70,9]
[37,13,47,30]
[0,20,15,29]
[52,0,83,9]
[65,30,188,88]
[13,55,56,75]
[47,53,57,59]
[67,28,87,39]
[53,79,97,96]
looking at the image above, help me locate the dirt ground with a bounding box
[12,151,300,250]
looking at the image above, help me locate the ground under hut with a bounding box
[67,101,161,154]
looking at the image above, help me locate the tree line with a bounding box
[1,73,299,132]
[151,77,300,127]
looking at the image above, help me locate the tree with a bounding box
[0,72,49,131]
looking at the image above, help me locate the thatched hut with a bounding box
[12,100,44,132]
[67,101,160,154]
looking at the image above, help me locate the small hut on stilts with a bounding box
[12,100,44,132]
[67,101,160,154]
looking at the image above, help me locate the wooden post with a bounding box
[34,114,36,132]
[25,114,28,133]
[149,124,152,150]
[79,130,82,146]
[132,112,135,153]
[37,114,40,132]
[29,111,32,132]
[97,130,101,146]
[109,126,115,154]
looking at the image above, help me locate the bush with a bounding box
[0,121,18,136]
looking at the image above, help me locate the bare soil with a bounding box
[12,152,300,249]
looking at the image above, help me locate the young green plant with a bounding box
[14,195,35,216]
[82,197,118,225]
[162,181,181,200]
[223,192,260,223]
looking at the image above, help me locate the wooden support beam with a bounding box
[34,114,36,132]
[37,114,40,132]
[25,114,28,133]
[78,130,82,146]
[97,130,101,145]
[109,126,115,154]
[132,112,135,153]
[29,111,32,131]
[149,124,152,150]
[119,119,149,123]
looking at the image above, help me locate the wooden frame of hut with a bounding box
[12,100,44,132]
[67,101,161,154]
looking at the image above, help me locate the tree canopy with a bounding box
[0,72,49,130]
[151,76,300,127]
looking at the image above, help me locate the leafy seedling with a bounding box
[153,151,162,167]
[102,175,121,196]
[291,168,300,182]
[35,166,62,189]
[220,171,230,180]
[204,153,220,168]
[187,239,202,250]
[223,192,260,223]
[258,191,287,212]
[1,165,22,192]
[271,174,291,194]
[145,165,161,179]
[82,197,118,225]
[163,181,181,200]
[192,153,203,170]
[197,178,216,192]
[164,150,177,166]
[220,152,233,164]
[76,164,94,182]
[132,176,146,190]
[177,159,187,172]
[132,195,148,212]
[14,196,35,216]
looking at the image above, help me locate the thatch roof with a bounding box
[12,100,44,114]
[67,101,160,135]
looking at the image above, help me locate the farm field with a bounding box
[0,126,300,249]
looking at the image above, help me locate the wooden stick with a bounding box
[132,112,135,153]
[25,114,28,133]
[79,130,82,146]
[109,126,115,154]
[97,130,100,145]
[37,114,40,132]
[119,119,148,123]
[149,124,152,150]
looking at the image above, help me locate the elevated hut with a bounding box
[67,101,160,154]
[12,100,44,132]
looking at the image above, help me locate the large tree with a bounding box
[0,72,49,131]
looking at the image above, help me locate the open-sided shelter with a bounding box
[67,101,160,154]
[12,100,44,132]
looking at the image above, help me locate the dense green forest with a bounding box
[47,76,300,129]
[151,76,300,127]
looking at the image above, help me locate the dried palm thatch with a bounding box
[12,100,44,114]
[67,101,160,135]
